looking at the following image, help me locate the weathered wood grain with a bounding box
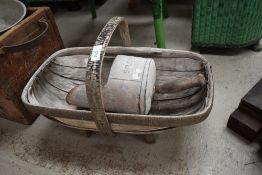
[151,88,205,114]
[43,69,83,92]
[52,117,169,133]
[153,87,201,100]
[155,74,205,94]
[154,57,203,71]
[0,7,64,124]
[21,17,213,134]
[22,46,213,134]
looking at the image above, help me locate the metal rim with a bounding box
[0,0,26,33]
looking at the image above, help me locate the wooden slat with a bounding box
[43,68,83,92]
[53,117,169,133]
[153,87,201,100]
[154,57,203,71]
[151,89,205,114]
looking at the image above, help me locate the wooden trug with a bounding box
[21,17,214,138]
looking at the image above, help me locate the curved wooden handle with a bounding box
[0,20,49,55]
[85,17,131,135]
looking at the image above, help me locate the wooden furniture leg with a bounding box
[85,131,93,137]
[128,0,138,9]
[89,0,97,19]
[143,134,156,144]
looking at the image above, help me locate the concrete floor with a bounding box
[1,0,262,174]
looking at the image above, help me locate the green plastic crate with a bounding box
[192,0,262,49]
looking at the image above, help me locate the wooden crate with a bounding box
[0,7,64,124]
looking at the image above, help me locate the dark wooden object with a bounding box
[128,0,138,9]
[227,109,262,141]
[227,79,262,142]
[143,134,156,144]
[241,79,262,120]
[0,7,64,124]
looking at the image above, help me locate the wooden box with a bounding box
[0,7,64,124]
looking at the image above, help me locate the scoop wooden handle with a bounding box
[155,74,206,94]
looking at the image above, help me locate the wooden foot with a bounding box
[85,131,93,137]
[143,134,156,144]
[128,0,138,9]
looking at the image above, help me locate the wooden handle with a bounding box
[155,74,206,94]
[0,20,49,55]
[85,17,131,136]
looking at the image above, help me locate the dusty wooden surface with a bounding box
[0,7,64,124]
